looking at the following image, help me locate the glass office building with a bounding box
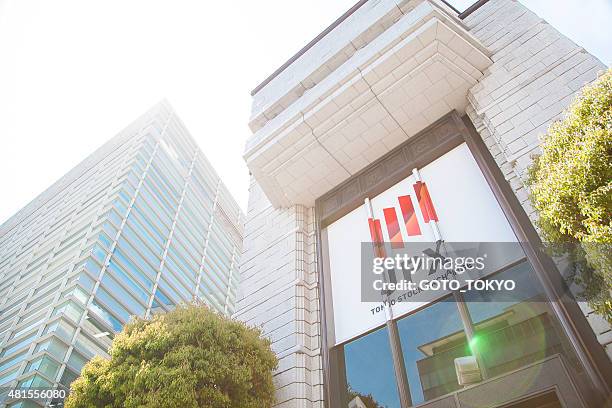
[0,100,244,406]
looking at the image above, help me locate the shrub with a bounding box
[65,304,277,408]
[527,68,611,322]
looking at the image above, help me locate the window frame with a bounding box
[313,112,608,407]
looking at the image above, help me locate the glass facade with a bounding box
[397,299,469,404]
[0,101,243,406]
[345,326,400,407]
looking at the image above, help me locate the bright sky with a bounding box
[0,0,610,224]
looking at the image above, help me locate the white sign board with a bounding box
[326,144,520,345]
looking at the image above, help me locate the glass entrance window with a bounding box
[344,326,400,408]
[337,261,583,407]
[463,261,577,378]
[397,300,469,405]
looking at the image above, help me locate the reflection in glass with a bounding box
[464,261,576,378]
[60,367,79,387]
[344,326,400,408]
[397,300,468,405]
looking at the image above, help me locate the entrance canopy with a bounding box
[245,0,491,207]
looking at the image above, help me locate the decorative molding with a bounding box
[317,111,463,227]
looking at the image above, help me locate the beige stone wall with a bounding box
[233,179,323,407]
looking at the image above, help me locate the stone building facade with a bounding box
[234,1,610,407]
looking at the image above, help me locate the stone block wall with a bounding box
[464,0,610,357]
[234,179,323,407]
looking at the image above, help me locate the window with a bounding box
[18,374,52,389]
[157,278,181,305]
[60,367,79,387]
[0,309,18,327]
[115,238,158,281]
[0,368,19,386]
[152,288,174,308]
[139,183,175,220]
[62,285,89,305]
[34,338,68,361]
[173,225,204,258]
[332,258,584,406]
[134,193,172,230]
[67,350,88,372]
[463,261,576,377]
[89,300,123,332]
[397,300,469,404]
[81,313,114,344]
[100,274,146,316]
[344,326,400,408]
[80,258,103,279]
[10,316,45,340]
[113,197,128,218]
[121,225,162,267]
[160,265,192,300]
[98,232,113,250]
[111,248,154,290]
[202,258,228,293]
[165,250,197,286]
[74,332,107,359]
[131,205,168,241]
[0,352,26,373]
[95,287,131,321]
[169,239,199,271]
[125,215,164,256]
[106,208,124,228]
[0,332,37,358]
[53,301,84,324]
[25,356,61,379]
[44,318,77,343]
[106,260,150,304]
[90,244,108,264]
[102,221,119,243]
[70,272,96,292]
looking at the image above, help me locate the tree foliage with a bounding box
[65,304,277,408]
[527,68,612,321]
[347,385,386,408]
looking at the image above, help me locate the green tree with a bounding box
[65,304,277,408]
[527,68,612,322]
